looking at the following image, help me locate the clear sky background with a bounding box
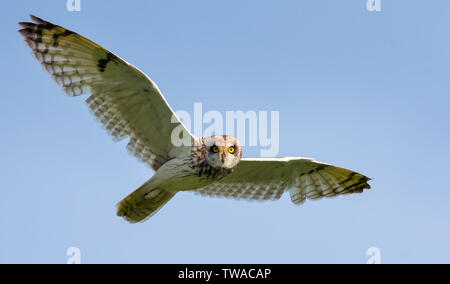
[1,1,449,264]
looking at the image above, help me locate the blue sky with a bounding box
[1,0,449,263]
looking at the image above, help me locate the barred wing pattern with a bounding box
[195,158,371,204]
[18,15,193,170]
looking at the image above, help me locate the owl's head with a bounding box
[203,135,242,170]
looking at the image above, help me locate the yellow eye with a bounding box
[212,146,219,153]
[228,146,235,154]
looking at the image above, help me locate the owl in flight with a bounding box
[19,15,371,223]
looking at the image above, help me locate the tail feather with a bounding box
[117,182,175,223]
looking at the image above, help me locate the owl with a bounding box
[18,15,371,223]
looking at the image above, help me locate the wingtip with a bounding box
[364,176,372,190]
[18,14,42,30]
[17,28,29,37]
[29,14,46,24]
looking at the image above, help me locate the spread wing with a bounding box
[18,15,194,170]
[195,157,371,204]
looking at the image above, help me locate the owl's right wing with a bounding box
[18,15,194,170]
[194,157,371,205]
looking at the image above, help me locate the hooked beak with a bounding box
[221,152,225,163]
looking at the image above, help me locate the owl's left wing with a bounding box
[18,15,194,171]
[194,157,371,204]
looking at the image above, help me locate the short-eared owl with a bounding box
[19,15,371,223]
